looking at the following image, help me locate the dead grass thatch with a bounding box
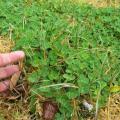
[0,36,14,53]
[86,0,120,8]
[98,93,120,120]
[0,36,30,120]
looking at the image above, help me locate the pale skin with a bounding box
[0,51,25,92]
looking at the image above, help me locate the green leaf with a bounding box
[63,74,75,81]
[66,89,78,99]
[110,86,120,93]
[28,71,39,83]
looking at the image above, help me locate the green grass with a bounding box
[0,0,120,119]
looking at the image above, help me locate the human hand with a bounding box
[0,51,25,92]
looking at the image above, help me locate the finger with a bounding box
[0,71,21,92]
[0,51,25,67]
[0,80,10,92]
[0,65,19,80]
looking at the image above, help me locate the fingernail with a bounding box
[14,51,25,58]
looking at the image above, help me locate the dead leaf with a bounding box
[10,71,21,90]
[43,100,58,120]
[19,59,24,71]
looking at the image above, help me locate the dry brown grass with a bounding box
[0,36,14,53]
[86,0,120,8]
[0,100,30,120]
[98,93,120,120]
[0,36,30,120]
